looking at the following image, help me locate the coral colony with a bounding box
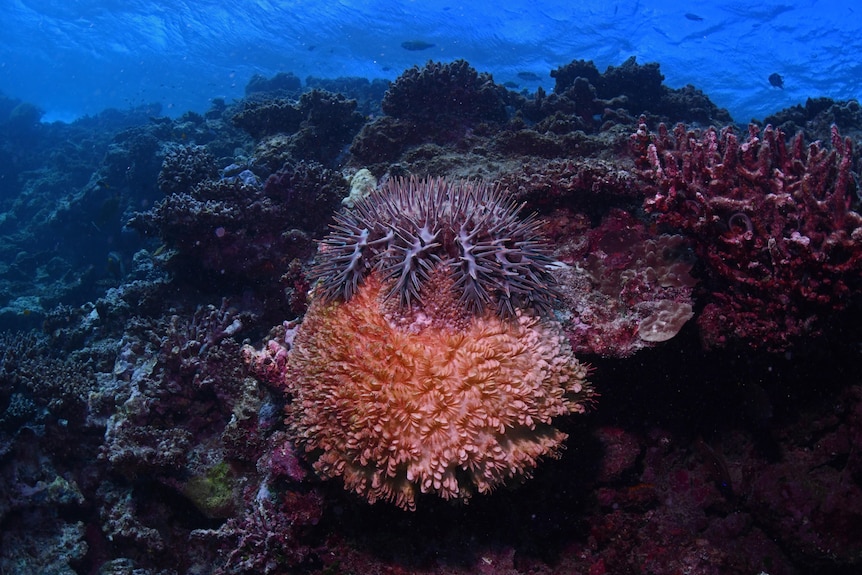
[6,57,862,574]
[245,177,595,509]
[632,121,862,350]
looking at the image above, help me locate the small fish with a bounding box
[401,40,435,51]
[517,71,541,81]
[768,72,784,89]
[502,81,520,89]
[684,13,704,21]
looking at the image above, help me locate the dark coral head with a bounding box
[312,176,559,317]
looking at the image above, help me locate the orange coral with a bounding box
[284,269,594,510]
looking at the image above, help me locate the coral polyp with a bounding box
[313,176,558,317]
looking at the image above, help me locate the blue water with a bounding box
[2,0,859,123]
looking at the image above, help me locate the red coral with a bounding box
[634,121,862,350]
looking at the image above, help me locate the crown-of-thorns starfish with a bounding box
[312,176,559,317]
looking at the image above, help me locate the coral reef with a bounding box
[157,144,219,194]
[262,161,344,236]
[129,159,347,307]
[382,59,507,125]
[244,71,302,96]
[4,56,862,575]
[518,57,732,132]
[764,97,862,141]
[213,490,324,574]
[0,332,98,574]
[349,116,418,166]
[102,300,256,478]
[746,384,862,565]
[633,121,862,349]
[230,98,303,139]
[350,60,508,166]
[306,75,389,117]
[498,157,641,210]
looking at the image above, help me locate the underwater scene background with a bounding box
[1,1,862,574]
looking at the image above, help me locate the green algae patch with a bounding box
[184,461,239,519]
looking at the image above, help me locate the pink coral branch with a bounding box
[633,121,862,350]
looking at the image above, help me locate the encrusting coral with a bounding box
[245,177,595,510]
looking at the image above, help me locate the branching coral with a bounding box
[633,121,862,349]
